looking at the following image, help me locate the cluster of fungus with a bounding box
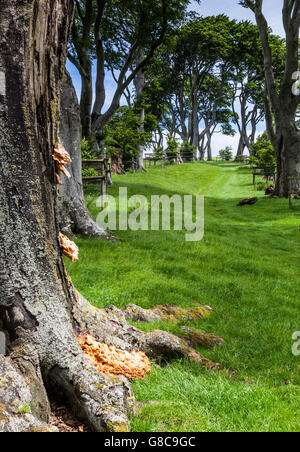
[54,139,151,381]
[77,333,151,380]
[53,139,79,263]
[59,233,79,262]
[53,141,72,185]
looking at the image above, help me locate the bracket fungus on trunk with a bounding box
[53,141,72,185]
[78,333,151,380]
[59,233,79,262]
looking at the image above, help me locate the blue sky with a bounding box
[67,0,284,154]
[190,0,284,36]
[68,0,284,100]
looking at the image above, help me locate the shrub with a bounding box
[82,138,95,160]
[153,146,164,158]
[219,146,233,161]
[250,133,276,176]
[82,168,99,178]
[256,181,269,191]
[180,141,195,155]
[167,136,179,157]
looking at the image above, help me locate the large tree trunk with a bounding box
[134,48,146,172]
[80,64,93,139]
[235,135,246,161]
[274,124,300,197]
[0,0,226,433]
[253,2,300,197]
[0,0,133,432]
[58,71,111,239]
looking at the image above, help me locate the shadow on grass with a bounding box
[84,179,300,228]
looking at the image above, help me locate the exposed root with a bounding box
[46,354,134,432]
[3,326,135,432]
[1,291,224,432]
[122,303,213,323]
[0,354,56,432]
[77,333,151,380]
[59,233,79,262]
[178,326,225,348]
[72,293,223,372]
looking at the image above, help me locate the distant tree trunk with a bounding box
[235,135,246,161]
[191,74,200,157]
[134,48,146,172]
[199,135,207,161]
[251,1,300,197]
[80,66,93,139]
[58,71,111,239]
[206,130,213,161]
[0,0,133,432]
[111,151,126,175]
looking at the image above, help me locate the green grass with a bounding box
[66,162,300,432]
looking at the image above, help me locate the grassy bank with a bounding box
[66,162,300,432]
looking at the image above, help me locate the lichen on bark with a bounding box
[0,0,225,433]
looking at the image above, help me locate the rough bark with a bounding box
[252,1,300,196]
[111,151,126,175]
[0,0,226,433]
[73,295,223,371]
[0,0,133,432]
[58,71,111,239]
[0,354,56,432]
[134,48,147,172]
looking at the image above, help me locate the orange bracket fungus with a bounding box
[77,333,151,380]
[53,141,72,184]
[59,233,79,262]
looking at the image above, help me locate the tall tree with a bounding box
[0,0,133,432]
[240,0,300,196]
[134,48,147,170]
[58,71,111,238]
[0,0,220,432]
[156,16,244,157]
[68,0,190,139]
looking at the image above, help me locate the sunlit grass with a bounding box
[66,162,300,432]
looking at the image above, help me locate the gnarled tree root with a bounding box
[1,293,223,433]
[0,331,135,433]
[0,352,56,432]
[72,294,224,371]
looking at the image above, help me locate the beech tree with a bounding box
[229,23,285,160]
[68,0,190,139]
[0,0,134,432]
[240,0,300,196]
[0,1,223,432]
[153,16,245,158]
[58,71,111,238]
